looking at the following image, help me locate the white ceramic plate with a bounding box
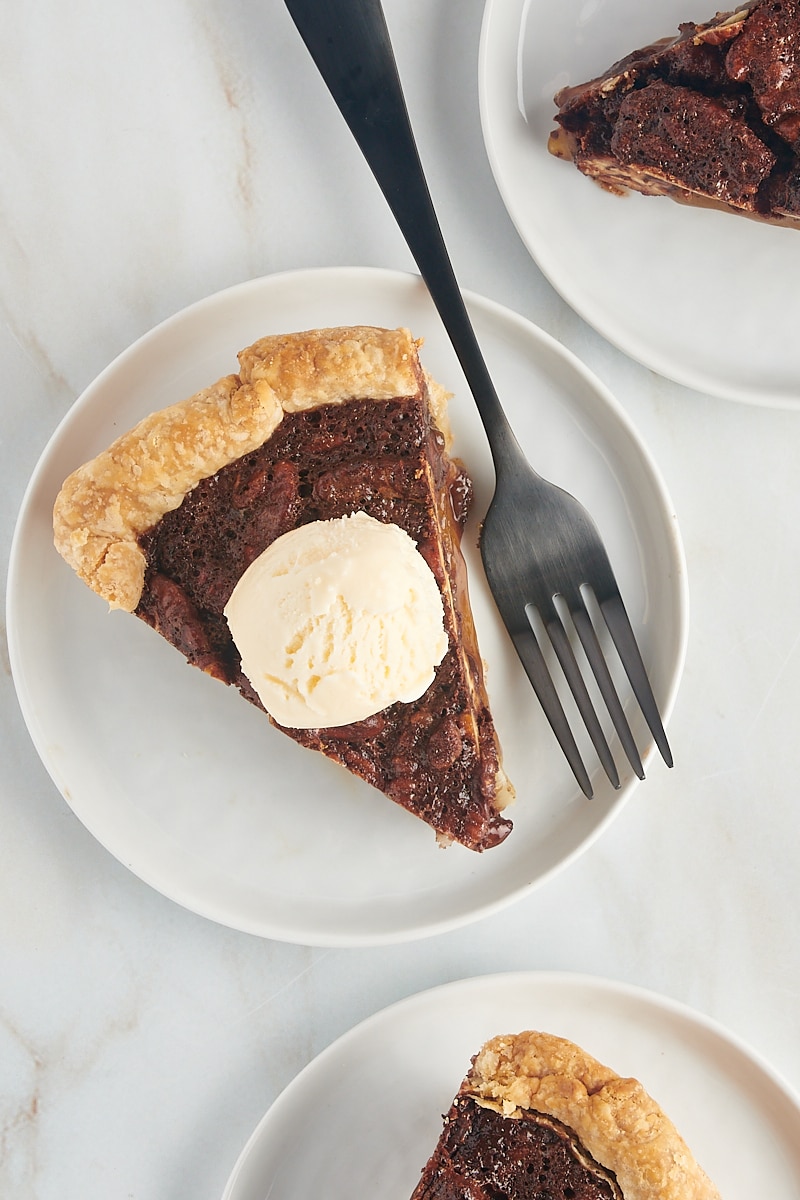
[7,267,686,946]
[479,0,800,407]
[222,971,800,1198]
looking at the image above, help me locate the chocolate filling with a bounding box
[135,394,512,851]
[411,1095,622,1200]
[550,0,800,223]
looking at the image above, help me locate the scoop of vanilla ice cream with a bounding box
[224,511,449,729]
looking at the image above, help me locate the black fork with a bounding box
[282,0,672,795]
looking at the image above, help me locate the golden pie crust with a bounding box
[53,326,443,612]
[464,1031,721,1200]
[52,323,515,847]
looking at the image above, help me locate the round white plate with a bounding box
[222,971,800,1198]
[7,266,686,946]
[479,0,800,407]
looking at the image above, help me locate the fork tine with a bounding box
[510,626,593,799]
[537,607,620,790]
[598,593,673,767]
[571,607,645,780]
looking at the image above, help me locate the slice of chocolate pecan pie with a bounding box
[410,1031,721,1200]
[549,0,800,228]
[53,326,513,851]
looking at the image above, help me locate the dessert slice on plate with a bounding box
[53,325,513,851]
[410,1030,721,1199]
[549,0,800,228]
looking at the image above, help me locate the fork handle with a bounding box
[283,0,519,466]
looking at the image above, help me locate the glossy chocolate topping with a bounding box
[410,1096,622,1200]
[550,0,800,223]
[136,394,512,851]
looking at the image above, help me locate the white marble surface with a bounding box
[2,1,800,1197]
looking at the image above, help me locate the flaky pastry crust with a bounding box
[464,1031,721,1200]
[53,326,424,611]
